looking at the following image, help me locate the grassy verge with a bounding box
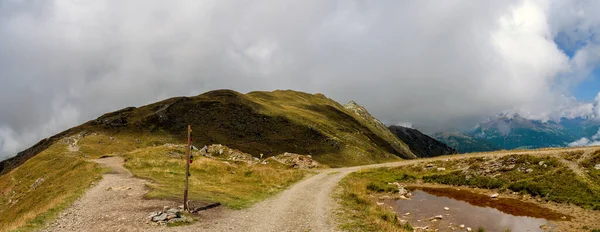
[123,145,306,209]
[0,143,107,232]
[336,168,415,231]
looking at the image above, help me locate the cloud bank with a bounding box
[1,0,600,159]
[569,128,600,147]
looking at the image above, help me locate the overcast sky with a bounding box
[1,0,600,159]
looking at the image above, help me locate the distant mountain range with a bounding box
[433,114,600,153]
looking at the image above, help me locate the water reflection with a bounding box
[387,190,557,232]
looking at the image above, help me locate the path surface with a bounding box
[42,147,599,232]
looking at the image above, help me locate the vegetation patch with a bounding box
[0,142,106,231]
[123,145,306,209]
[336,168,415,231]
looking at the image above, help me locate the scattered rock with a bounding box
[508,164,516,169]
[459,224,465,228]
[561,216,567,220]
[526,168,534,173]
[30,177,46,190]
[437,167,446,171]
[538,161,544,166]
[376,202,384,206]
[404,212,411,216]
[594,164,600,170]
[265,152,320,169]
[444,207,449,211]
[433,215,443,220]
[490,193,499,198]
[467,227,472,231]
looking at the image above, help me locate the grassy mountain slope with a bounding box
[0,89,416,231]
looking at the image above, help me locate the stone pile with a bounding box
[266,152,320,169]
[147,207,192,225]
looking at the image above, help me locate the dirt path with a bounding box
[42,157,176,232]
[42,147,599,232]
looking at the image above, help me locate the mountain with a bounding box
[1,90,419,175]
[0,89,425,230]
[388,125,457,157]
[434,114,600,153]
[433,131,502,153]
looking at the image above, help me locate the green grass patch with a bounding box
[123,145,306,209]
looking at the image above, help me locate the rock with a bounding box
[425,164,434,168]
[404,212,411,216]
[399,219,408,224]
[467,227,472,231]
[594,164,600,170]
[526,168,534,173]
[151,213,168,222]
[561,216,567,220]
[434,215,443,220]
[398,187,409,196]
[167,208,181,215]
[508,164,516,169]
[431,219,438,222]
[459,224,465,228]
[444,207,449,211]
[147,211,161,219]
[30,177,46,190]
[490,193,499,198]
[166,213,177,220]
[538,161,544,166]
[437,167,446,171]
[376,202,384,206]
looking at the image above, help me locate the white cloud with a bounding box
[0,0,600,158]
[569,128,600,147]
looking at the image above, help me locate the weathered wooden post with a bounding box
[184,125,191,211]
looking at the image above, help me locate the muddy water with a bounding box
[387,190,559,232]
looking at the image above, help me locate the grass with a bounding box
[581,150,600,182]
[123,145,306,209]
[0,142,106,232]
[336,168,415,231]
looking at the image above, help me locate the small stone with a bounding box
[434,215,443,220]
[459,224,465,228]
[432,219,438,222]
[561,216,567,220]
[437,167,446,171]
[405,212,411,216]
[526,168,534,173]
[594,164,600,170]
[538,161,544,166]
[376,202,384,206]
[147,211,161,219]
[151,213,167,222]
[490,193,499,198]
[444,207,450,211]
[467,227,472,231]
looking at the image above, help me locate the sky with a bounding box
[1,0,600,160]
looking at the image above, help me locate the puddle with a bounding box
[386,188,567,231]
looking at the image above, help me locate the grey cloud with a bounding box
[1,0,599,159]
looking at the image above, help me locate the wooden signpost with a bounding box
[183,125,191,211]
